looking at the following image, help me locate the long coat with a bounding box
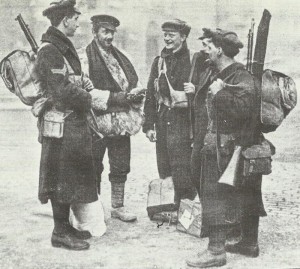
[192,62,266,234]
[36,26,98,204]
[143,42,196,202]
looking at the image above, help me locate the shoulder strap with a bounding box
[157,56,164,77]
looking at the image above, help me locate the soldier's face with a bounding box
[64,13,80,37]
[202,38,219,63]
[95,27,115,48]
[163,31,185,51]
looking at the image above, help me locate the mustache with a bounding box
[105,39,113,43]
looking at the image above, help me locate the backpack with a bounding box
[0,49,43,106]
[260,69,297,133]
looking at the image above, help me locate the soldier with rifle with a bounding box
[34,0,98,250]
[185,27,266,268]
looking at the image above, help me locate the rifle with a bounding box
[252,9,272,79]
[15,14,39,54]
[218,10,272,187]
[246,18,255,72]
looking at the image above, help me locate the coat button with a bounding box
[167,122,170,125]
[168,108,171,111]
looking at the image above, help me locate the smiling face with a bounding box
[202,37,220,64]
[64,13,80,37]
[163,30,185,51]
[94,27,115,49]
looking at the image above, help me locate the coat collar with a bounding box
[41,26,79,60]
[214,62,245,81]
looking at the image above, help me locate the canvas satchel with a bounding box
[242,139,275,176]
[155,57,189,108]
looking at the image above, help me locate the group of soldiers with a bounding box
[35,0,268,268]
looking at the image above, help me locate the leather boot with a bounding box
[51,200,90,250]
[111,182,137,222]
[186,226,227,268]
[66,224,92,240]
[225,216,259,257]
[51,231,90,251]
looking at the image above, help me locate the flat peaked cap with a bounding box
[199,28,243,49]
[162,19,191,37]
[91,15,120,31]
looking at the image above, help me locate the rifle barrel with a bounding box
[15,14,39,53]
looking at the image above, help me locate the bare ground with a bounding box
[0,95,300,268]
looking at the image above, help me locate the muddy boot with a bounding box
[186,226,227,268]
[111,182,137,222]
[225,216,259,257]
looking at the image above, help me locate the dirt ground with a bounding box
[0,88,300,268]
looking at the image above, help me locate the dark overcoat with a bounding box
[143,42,196,201]
[36,26,98,204]
[192,62,266,235]
[86,40,138,115]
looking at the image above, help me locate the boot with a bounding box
[66,224,92,240]
[225,216,259,257]
[51,200,90,250]
[186,226,227,268]
[51,232,90,250]
[111,182,137,222]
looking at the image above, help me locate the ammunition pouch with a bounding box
[42,109,72,139]
[242,139,275,176]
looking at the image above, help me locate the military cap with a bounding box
[162,19,191,37]
[91,15,120,31]
[199,28,243,49]
[43,0,81,17]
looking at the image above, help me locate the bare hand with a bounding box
[184,82,195,94]
[82,77,94,91]
[146,130,157,142]
[209,79,224,95]
[130,87,145,95]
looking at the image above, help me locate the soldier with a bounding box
[186,28,266,267]
[85,15,145,222]
[36,0,98,250]
[143,19,197,217]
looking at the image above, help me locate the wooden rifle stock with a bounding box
[15,14,39,54]
[252,9,272,79]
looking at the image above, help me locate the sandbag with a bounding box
[147,177,177,218]
[70,197,106,237]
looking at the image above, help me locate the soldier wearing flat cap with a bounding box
[186,28,266,268]
[84,15,145,222]
[143,19,197,220]
[35,0,98,250]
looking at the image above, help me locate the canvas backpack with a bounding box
[0,49,43,106]
[260,69,297,133]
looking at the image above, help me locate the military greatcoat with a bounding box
[36,26,98,204]
[191,62,266,235]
